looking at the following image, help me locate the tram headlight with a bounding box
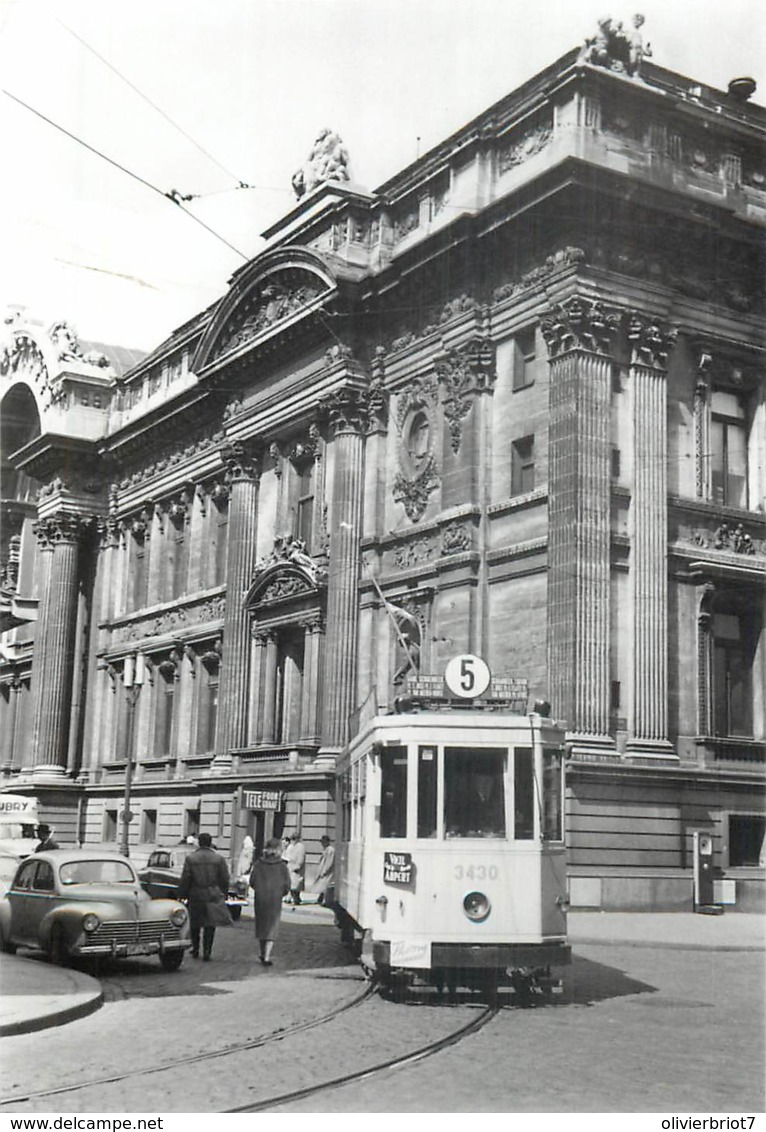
[463,891,491,923]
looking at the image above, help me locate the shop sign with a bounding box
[243,789,284,811]
[383,851,413,885]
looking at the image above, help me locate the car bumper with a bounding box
[76,939,191,958]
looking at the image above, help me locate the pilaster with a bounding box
[212,443,261,770]
[541,296,620,752]
[626,315,678,759]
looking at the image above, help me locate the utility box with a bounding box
[693,830,716,910]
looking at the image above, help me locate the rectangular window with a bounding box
[141,809,157,843]
[274,631,305,745]
[184,809,200,839]
[713,612,753,737]
[514,747,534,840]
[130,532,148,611]
[542,749,563,841]
[512,326,536,391]
[196,664,219,753]
[104,809,118,842]
[380,745,408,838]
[444,747,506,839]
[213,501,229,586]
[729,815,765,867]
[711,391,748,509]
[295,465,314,549]
[417,745,438,838]
[170,517,188,598]
[511,436,535,496]
[155,670,175,756]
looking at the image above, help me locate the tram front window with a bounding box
[444,747,506,838]
[380,746,408,838]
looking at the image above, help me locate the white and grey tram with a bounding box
[332,659,571,995]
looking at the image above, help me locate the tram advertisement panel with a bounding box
[384,851,413,886]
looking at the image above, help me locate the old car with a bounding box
[0,850,191,970]
[138,845,249,920]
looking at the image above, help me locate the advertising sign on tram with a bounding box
[384,851,413,886]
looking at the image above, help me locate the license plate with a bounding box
[125,943,146,956]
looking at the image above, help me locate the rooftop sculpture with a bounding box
[579,13,652,79]
[291,128,350,199]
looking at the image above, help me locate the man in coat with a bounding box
[177,832,230,960]
[313,835,335,905]
[282,832,306,905]
[35,824,60,852]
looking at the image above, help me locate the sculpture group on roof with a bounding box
[579,13,652,78]
[292,128,350,199]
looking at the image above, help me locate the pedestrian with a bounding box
[177,831,231,961]
[236,834,254,879]
[313,835,335,905]
[283,831,306,905]
[35,824,60,852]
[249,837,291,966]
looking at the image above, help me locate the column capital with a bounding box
[33,513,93,550]
[627,313,677,369]
[540,296,621,358]
[220,440,262,484]
[321,380,388,436]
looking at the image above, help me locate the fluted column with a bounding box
[320,389,375,754]
[212,443,260,770]
[541,297,620,749]
[300,617,324,744]
[626,315,677,756]
[30,514,90,777]
[260,631,278,743]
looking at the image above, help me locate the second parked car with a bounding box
[138,845,249,920]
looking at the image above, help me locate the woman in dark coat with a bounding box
[249,837,291,965]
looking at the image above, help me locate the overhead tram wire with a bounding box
[2,88,248,262]
[49,10,251,192]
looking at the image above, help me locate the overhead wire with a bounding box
[2,87,248,261]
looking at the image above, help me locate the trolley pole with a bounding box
[120,653,144,857]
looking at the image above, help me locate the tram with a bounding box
[332,657,571,995]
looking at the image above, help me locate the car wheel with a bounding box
[160,950,185,972]
[50,925,71,967]
[229,905,242,922]
[0,925,16,955]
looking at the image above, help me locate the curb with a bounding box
[0,987,104,1037]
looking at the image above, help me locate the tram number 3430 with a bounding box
[454,864,498,881]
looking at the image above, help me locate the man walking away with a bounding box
[177,832,230,960]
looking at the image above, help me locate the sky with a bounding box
[0,0,764,351]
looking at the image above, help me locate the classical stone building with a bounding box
[2,29,764,907]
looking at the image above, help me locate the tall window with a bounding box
[274,630,305,744]
[295,463,314,548]
[154,664,176,755]
[129,525,148,611]
[104,809,118,842]
[445,747,506,839]
[169,512,189,598]
[711,391,748,508]
[511,435,535,496]
[513,326,536,391]
[713,610,754,737]
[196,656,219,753]
[141,809,157,843]
[212,496,229,586]
[380,746,408,838]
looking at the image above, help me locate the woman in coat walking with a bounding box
[249,837,291,965]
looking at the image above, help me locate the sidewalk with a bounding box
[1,909,762,1038]
[0,953,103,1037]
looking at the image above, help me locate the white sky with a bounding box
[1,0,764,350]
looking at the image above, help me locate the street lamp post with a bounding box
[120,652,144,857]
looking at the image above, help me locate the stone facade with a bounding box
[1,44,764,906]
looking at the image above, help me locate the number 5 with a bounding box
[460,657,475,691]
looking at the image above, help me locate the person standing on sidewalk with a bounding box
[249,838,291,966]
[177,832,231,961]
[313,835,335,905]
[283,831,306,905]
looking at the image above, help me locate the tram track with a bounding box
[225,999,500,1112]
[0,981,376,1108]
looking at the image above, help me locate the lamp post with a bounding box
[120,652,144,857]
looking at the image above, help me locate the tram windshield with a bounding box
[445,747,506,839]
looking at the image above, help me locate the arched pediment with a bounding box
[245,535,328,610]
[193,249,337,371]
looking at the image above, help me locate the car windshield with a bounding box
[59,860,136,885]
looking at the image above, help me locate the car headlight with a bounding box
[463,891,491,923]
[82,913,100,933]
[170,907,188,927]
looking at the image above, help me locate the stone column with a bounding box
[320,387,380,755]
[696,583,716,737]
[300,617,324,744]
[260,631,278,744]
[541,297,620,751]
[1,675,21,770]
[30,514,90,777]
[626,315,677,757]
[212,444,260,771]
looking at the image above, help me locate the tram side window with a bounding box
[514,748,534,840]
[380,746,408,838]
[417,746,437,838]
[444,747,506,838]
[542,749,563,841]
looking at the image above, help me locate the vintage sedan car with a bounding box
[138,845,249,920]
[0,850,191,970]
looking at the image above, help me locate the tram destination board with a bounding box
[401,673,528,711]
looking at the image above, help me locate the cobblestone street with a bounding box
[0,910,762,1113]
